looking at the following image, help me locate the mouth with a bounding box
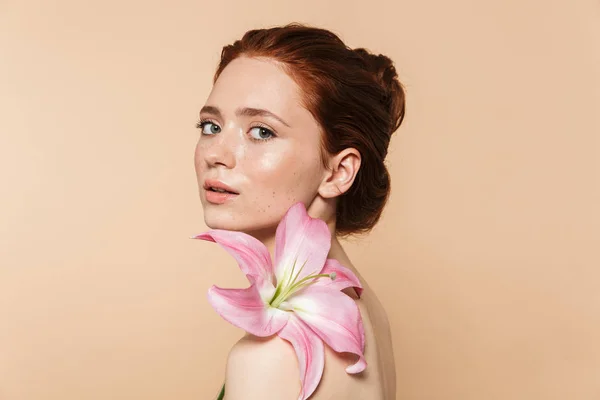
[203,179,240,195]
[204,188,239,205]
[203,179,240,204]
[205,187,238,194]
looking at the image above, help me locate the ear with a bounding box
[318,148,361,198]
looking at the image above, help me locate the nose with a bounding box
[202,128,237,169]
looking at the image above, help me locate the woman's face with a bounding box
[194,56,327,235]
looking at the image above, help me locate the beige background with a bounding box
[1,0,599,399]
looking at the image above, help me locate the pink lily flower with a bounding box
[191,201,366,400]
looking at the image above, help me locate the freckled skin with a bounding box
[194,56,327,238]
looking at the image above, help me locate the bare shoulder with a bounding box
[223,331,370,400]
[224,333,300,399]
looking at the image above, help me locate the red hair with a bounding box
[213,23,406,238]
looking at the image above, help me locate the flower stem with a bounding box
[216,382,225,400]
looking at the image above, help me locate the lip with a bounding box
[203,178,240,204]
[204,189,238,204]
[203,179,239,194]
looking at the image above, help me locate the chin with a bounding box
[202,209,240,231]
[202,208,280,237]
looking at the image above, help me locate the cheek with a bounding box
[194,141,206,175]
[243,147,321,200]
[246,149,294,186]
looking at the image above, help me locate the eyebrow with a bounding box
[199,105,291,128]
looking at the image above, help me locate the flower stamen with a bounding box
[270,267,336,308]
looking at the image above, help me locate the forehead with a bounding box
[207,56,305,121]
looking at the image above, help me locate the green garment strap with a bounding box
[216,382,225,400]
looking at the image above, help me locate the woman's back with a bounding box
[309,249,396,400]
[315,275,396,399]
[354,277,397,399]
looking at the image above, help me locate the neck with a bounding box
[245,217,360,278]
[244,198,361,278]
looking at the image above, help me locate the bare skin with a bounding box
[195,55,395,399]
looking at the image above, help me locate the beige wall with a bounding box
[1,0,598,399]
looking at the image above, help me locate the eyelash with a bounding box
[195,118,276,142]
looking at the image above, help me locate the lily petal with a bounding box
[288,286,367,374]
[208,283,290,337]
[278,315,324,400]
[312,258,364,298]
[274,202,332,285]
[192,229,274,286]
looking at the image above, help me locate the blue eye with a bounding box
[196,119,220,135]
[249,126,275,141]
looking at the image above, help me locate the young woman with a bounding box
[194,23,406,400]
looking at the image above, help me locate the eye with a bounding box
[196,119,221,135]
[249,125,276,141]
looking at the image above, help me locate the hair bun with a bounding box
[353,48,406,136]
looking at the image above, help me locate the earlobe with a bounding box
[319,149,361,199]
